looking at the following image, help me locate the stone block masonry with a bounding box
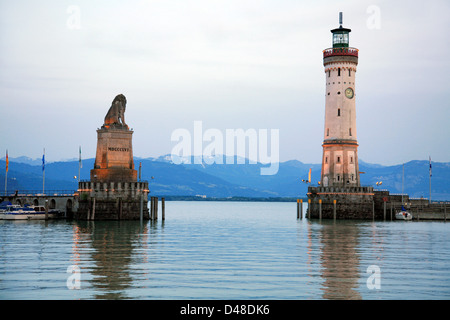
[307,186,376,219]
[75,181,149,220]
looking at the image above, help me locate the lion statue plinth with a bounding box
[103,94,128,129]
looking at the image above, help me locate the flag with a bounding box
[308,168,311,183]
[5,150,8,173]
[79,146,82,168]
[429,156,432,177]
[42,150,45,172]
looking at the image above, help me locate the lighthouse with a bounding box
[306,13,412,220]
[307,13,378,220]
[321,12,360,187]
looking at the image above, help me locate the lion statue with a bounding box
[104,94,127,127]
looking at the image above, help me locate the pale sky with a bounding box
[1,0,449,165]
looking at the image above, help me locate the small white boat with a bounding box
[395,210,413,221]
[0,205,57,220]
[395,164,413,221]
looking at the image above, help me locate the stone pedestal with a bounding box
[90,125,136,182]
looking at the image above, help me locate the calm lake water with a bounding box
[0,201,449,300]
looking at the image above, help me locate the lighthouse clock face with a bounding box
[345,87,354,99]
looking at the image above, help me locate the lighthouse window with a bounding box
[349,69,351,77]
[338,68,341,76]
[350,156,353,163]
[337,175,340,181]
[327,128,329,136]
[351,174,354,181]
[328,70,330,77]
[349,128,352,136]
[337,156,341,163]
[325,157,328,164]
[337,108,341,116]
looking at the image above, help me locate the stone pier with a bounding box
[307,186,375,219]
[75,181,149,220]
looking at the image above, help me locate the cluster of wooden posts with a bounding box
[149,196,165,221]
[296,198,338,220]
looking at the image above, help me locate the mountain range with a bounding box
[1,155,449,200]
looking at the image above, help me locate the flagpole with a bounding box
[402,163,404,205]
[78,146,81,183]
[4,150,8,196]
[42,148,45,195]
[429,156,432,204]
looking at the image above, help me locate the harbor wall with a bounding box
[307,186,449,220]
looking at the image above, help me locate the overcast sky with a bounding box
[1,0,449,165]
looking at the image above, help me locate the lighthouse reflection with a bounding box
[72,221,149,299]
[314,220,362,300]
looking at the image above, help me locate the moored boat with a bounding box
[395,164,413,221]
[395,209,413,221]
[0,204,57,220]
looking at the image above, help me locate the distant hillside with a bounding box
[0,156,449,200]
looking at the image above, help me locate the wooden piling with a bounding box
[383,201,386,221]
[300,199,303,220]
[140,193,143,223]
[390,202,393,221]
[162,197,165,220]
[150,197,154,220]
[155,197,158,220]
[119,198,122,220]
[45,200,49,221]
[307,199,311,219]
[333,199,336,220]
[91,197,96,221]
[152,197,157,220]
[319,199,322,220]
[87,198,91,221]
[150,197,153,220]
[297,199,300,219]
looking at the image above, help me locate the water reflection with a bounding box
[312,220,362,300]
[72,221,148,299]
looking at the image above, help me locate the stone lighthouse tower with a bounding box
[321,12,360,187]
[307,13,377,220]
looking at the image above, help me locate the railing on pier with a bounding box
[0,190,76,197]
